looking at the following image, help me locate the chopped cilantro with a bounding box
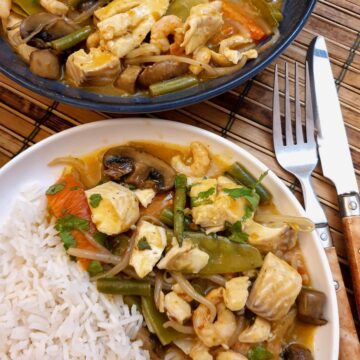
[93,231,107,246]
[225,221,249,244]
[252,170,269,190]
[59,230,76,249]
[223,187,260,210]
[127,184,137,190]
[55,215,89,233]
[88,260,103,276]
[89,193,102,208]
[46,182,66,195]
[242,205,253,221]
[137,237,151,250]
[247,345,273,360]
[70,185,80,191]
[191,187,215,207]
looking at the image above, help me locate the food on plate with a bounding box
[41,140,327,359]
[1,0,283,96]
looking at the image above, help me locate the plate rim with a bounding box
[0,118,339,358]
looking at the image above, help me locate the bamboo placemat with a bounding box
[0,0,359,339]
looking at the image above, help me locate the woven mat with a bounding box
[0,0,359,336]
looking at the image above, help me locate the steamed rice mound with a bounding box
[0,184,148,359]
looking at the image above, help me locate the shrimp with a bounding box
[171,142,211,177]
[189,340,213,360]
[193,287,237,348]
[0,0,11,19]
[150,15,183,53]
[190,46,211,75]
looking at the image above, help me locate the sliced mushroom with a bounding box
[114,65,142,94]
[283,344,314,360]
[103,146,176,192]
[29,49,61,79]
[296,288,328,326]
[20,12,77,48]
[138,61,189,88]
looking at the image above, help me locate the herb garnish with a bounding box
[89,193,102,208]
[137,237,152,250]
[191,187,215,207]
[225,221,249,244]
[223,187,260,210]
[70,185,80,191]
[247,345,273,360]
[55,215,89,249]
[88,260,103,276]
[46,182,66,195]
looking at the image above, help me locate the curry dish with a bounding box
[44,141,327,360]
[1,0,282,96]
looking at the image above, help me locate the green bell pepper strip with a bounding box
[50,25,92,51]
[123,295,142,312]
[97,278,151,296]
[173,174,187,246]
[149,75,198,96]
[141,293,182,345]
[13,0,42,15]
[226,162,272,204]
[249,0,280,29]
[166,230,263,274]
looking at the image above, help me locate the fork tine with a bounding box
[272,64,283,150]
[285,62,294,145]
[295,62,304,144]
[305,61,315,144]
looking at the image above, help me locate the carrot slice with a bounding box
[222,0,266,41]
[46,174,97,269]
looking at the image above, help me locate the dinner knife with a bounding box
[307,34,360,325]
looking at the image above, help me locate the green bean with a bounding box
[141,293,182,345]
[96,278,151,296]
[123,295,142,312]
[13,0,42,15]
[50,25,92,51]
[88,260,103,276]
[166,230,263,274]
[159,208,190,229]
[226,162,272,203]
[174,174,187,245]
[149,75,198,96]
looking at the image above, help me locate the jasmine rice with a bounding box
[0,184,148,359]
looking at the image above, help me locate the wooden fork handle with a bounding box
[325,246,360,358]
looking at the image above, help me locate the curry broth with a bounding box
[78,141,315,353]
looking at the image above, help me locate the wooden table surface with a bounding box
[0,0,359,346]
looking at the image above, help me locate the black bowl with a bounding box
[0,0,316,113]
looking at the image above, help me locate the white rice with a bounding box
[0,183,149,360]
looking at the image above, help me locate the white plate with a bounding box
[0,118,339,359]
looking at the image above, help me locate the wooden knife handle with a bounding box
[325,246,360,358]
[342,215,360,316]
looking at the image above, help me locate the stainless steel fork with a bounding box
[272,61,332,246]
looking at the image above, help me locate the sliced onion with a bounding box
[171,272,217,320]
[257,28,280,54]
[126,55,217,76]
[67,248,121,264]
[154,272,163,310]
[200,274,226,286]
[211,55,247,77]
[91,230,137,280]
[72,0,108,24]
[163,321,195,335]
[254,213,315,232]
[139,215,167,229]
[228,316,245,347]
[81,231,111,254]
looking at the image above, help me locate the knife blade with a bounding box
[307,36,360,317]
